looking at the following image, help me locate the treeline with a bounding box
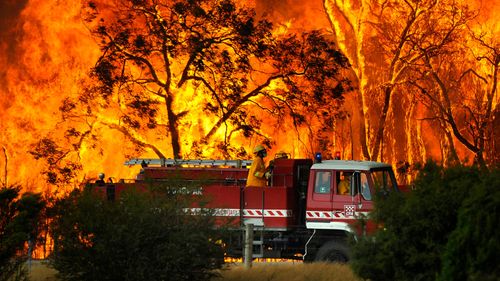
[351,162,500,281]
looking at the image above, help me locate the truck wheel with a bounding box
[315,240,350,263]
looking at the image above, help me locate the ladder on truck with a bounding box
[125,158,253,168]
[243,226,265,259]
[252,229,264,258]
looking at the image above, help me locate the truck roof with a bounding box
[311,160,392,171]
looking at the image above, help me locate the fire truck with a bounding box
[91,154,399,262]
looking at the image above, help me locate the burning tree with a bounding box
[35,0,350,168]
[324,0,498,169]
[410,23,499,167]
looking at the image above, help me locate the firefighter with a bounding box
[268,150,288,174]
[275,151,288,159]
[337,171,351,195]
[246,144,271,187]
[266,150,289,186]
[95,173,106,186]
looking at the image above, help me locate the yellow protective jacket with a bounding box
[338,180,350,195]
[246,156,267,187]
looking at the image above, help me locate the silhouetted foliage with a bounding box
[439,168,500,281]
[29,138,82,186]
[67,0,350,157]
[351,162,498,281]
[0,186,45,281]
[49,185,225,281]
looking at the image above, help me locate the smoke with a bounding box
[0,0,29,113]
[0,0,28,62]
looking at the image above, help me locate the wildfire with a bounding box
[324,0,499,178]
[0,0,498,196]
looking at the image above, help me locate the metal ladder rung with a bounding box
[125,158,253,168]
[252,230,264,258]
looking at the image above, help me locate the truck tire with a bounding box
[314,240,350,263]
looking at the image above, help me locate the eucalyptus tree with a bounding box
[59,0,351,160]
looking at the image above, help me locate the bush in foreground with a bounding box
[49,186,225,281]
[351,162,499,281]
[0,186,45,281]
[439,168,500,281]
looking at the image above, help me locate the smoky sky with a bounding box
[0,0,29,112]
[0,0,29,63]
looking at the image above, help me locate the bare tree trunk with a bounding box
[323,0,371,160]
[2,146,7,187]
[441,125,459,167]
[357,91,371,160]
[165,94,181,159]
[371,86,393,161]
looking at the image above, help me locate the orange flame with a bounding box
[0,0,498,195]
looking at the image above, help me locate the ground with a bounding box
[28,260,361,281]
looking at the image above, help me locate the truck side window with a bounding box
[314,171,331,194]
[360,173,371,200]
[371,169,396,194]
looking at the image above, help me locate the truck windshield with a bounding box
[371,169,397,193]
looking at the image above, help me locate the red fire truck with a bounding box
[92,154,399,262]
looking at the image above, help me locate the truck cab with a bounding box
[303,160,398,261]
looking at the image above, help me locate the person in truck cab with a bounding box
[246,144,271,187]
[337,171,352,195]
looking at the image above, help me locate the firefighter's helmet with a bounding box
[98,173,105,180]
[253,144,266,154]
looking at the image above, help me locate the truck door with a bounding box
[312,170,333,201]
[350,171,375,233]
[305,170,334,224]
[332,170,357,222]
[353,171,373,216]
[331,171,372,225]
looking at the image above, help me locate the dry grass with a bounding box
[27,260,361,281]
[27,260,58,281]
[213,262,362,281]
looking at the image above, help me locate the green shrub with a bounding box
[351,162,485,281]
[0,186,45,281]
[49,185,225,281]
[439,168,500,281]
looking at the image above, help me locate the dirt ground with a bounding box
[27,260,58,281]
